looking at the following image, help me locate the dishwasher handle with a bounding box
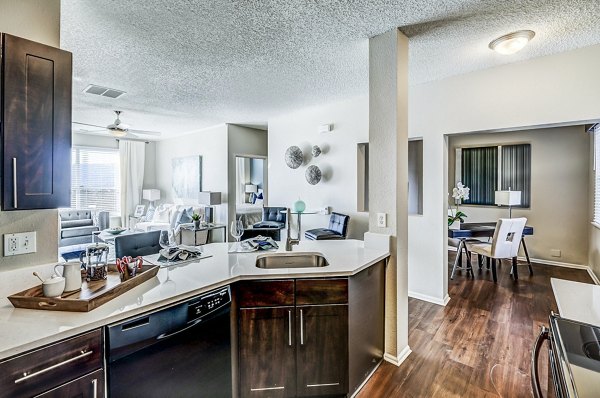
[157,318,202,340]
[531,326,549,398]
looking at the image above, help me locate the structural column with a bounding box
[368,28,410,364]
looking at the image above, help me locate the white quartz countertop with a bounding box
[0,239,389,360]
[551,278,600,326]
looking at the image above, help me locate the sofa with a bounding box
[59,209,108,247]
[134,204,205,232]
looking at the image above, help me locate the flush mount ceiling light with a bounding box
[489,30,535,55]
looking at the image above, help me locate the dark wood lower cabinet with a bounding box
[296,305,348,397]
[239,307,296,398]
[34,369,104,398]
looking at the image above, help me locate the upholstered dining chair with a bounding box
[467,218,528,283]
[115,230,161,259]
[305,213,349,240]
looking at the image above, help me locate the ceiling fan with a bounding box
[73,110,161,139]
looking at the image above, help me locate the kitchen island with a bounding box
[0,239,389,397]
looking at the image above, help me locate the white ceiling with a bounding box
[61,0,600,139]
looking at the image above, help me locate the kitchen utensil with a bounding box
[80,243,110,281]
[54,262,83,292]
[33,272,44,283]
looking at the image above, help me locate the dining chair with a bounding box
[467,218,528,283]
[115,230,161,259]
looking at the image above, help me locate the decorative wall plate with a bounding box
[305,165,322,185]
[285,146,303,169]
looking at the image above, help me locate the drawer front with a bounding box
[0,329,103,398]
[296,278,348,305]
[235,280,294,307]
[34,369,104,398]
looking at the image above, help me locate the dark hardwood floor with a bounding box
[357,253,594,398]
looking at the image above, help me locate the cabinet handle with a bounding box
[92,378,98,398]
[14,350,93,384]
[300,309,304,345]
[288,310,292,346]
[12,158,17,208]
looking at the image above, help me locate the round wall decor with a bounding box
[285,146,303,169]
[305,165,322,185]
[312,145,322,157]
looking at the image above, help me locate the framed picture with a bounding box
[134,204,146,217]
[172,155,202,200]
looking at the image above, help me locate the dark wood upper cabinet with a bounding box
[1,33,72,210]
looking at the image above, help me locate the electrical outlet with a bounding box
[551,249,561,258]
[4,232,36,256]
[377,213,387,228]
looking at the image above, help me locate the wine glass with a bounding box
[230,220,244,250]
[159,229,174,250]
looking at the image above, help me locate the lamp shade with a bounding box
[142,189,161,201]
[245,184,258,193]
[495,190,521,206]
[199,191,222,205]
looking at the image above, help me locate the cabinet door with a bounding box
[1,33,72,210]
[34,369,104,398]
[296,305,348,397]
[239,307,295,398]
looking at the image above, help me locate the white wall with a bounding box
[267,96,369,240]
[154,124,229,223]
[0,0,61,271]
[409,44,600,303]
[448,126,590,266]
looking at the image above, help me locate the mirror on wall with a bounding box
[234,156,267,228]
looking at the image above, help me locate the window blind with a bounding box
[594,126,600,225]
[71,146,121,212]
[461,146,498,205]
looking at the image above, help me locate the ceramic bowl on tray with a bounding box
[106,227,126,235]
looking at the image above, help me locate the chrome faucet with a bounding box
[285,208,299,251]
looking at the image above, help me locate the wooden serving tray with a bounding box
[8,264,159,312]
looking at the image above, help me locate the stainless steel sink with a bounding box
[255,252,329,269]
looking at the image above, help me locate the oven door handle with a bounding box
[531,326,549,398]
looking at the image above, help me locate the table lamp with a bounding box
[199,191,222,224]
[143,189,160,207]
[245,184,258,203]
[494,189,521,218]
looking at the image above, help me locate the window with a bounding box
[457,143,531,207]
[71,146,121,212]
[594,126,600,225]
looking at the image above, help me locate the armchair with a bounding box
[305,212,349,240]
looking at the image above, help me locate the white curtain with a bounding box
[119,140,146,227]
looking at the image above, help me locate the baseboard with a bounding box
[408,291,450,306]
[514,256,600,285]
[384,345,412,367]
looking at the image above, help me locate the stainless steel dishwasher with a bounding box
[106,286,232,397]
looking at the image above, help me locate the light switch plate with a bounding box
[377,213,387,228]
[550,249,561,258]
[4,232,36,256]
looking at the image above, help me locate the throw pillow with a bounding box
[177,208,193,225]
[145,206,156,222]
[152,206,170,223]
[170,209,181,229]
[256,192,264,200]
[249,192,257,204]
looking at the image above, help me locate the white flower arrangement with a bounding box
[452,182,470,202]
[449,182,470,226]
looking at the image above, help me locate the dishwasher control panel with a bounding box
[188,286,231,321]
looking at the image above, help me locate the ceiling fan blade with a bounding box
[128,129,161,136]
[74,129,107,134]
[73,121,106,129]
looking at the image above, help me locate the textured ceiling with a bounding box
[61,0,600,138]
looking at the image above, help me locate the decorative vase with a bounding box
[294,199,306,213]
[193,220,200,229]
[449,220,460,230]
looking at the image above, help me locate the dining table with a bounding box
[448,222,534,279]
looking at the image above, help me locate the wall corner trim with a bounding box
[408,291,450,306]
[384,345,412,367]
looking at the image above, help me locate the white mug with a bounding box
[54,262,83,292]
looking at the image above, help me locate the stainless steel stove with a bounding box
[532,313,600,397]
